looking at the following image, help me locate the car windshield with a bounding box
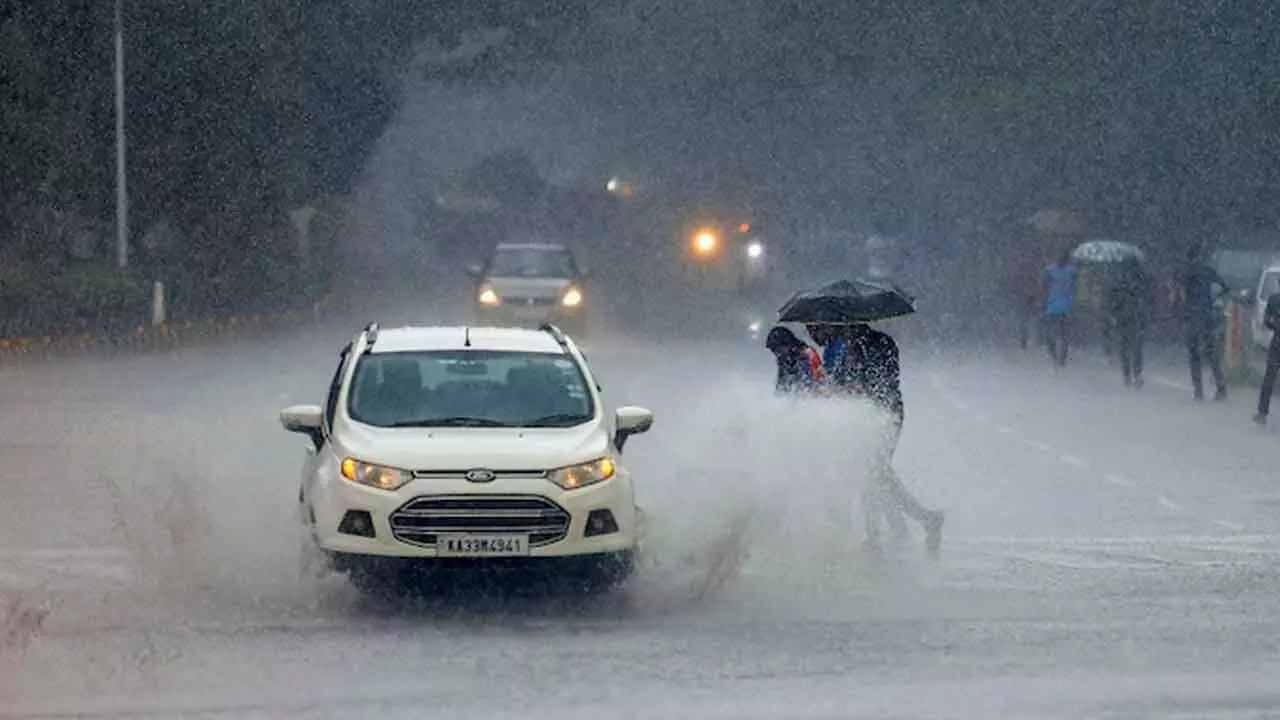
[1262,272,1280,300]
[488,248,577,279]
[347,350,594,428]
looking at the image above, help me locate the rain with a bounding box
[3,2,1280,718]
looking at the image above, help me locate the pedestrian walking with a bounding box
[1254,292,1280,425]
[765,326,824,395]
[1107,256,1151,388]
[1042,250,1078,367]
[815,322,945,555]
[1180,246,1229,401]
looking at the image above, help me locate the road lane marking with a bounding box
[1157,496,1188,514]
[1059,454,1090,470]
[0,548,134,592]
[1213,519,1246,532]
[952,534,1280,547]
[1104,472,1135,488]
[1027,440,1052,452]
[994,426,1014,435]
[1153,376,1193,392]
[0,548,128,560]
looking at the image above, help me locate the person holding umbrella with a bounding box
[779,280,945,556]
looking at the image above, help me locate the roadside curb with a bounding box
[0,296,341,370]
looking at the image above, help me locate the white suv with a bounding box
[279,322,653,595]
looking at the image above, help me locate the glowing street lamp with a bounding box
[692,229,720,257]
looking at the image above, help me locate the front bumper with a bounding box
[308,471,637,560]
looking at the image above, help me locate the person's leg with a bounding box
[1207,329,1228,398]
[1046,315,1061,363]
[1256,341,1280,422]
[1133,325,1145,387]
[1188,330,1205,399]
[875,419,943,553]
[1119,326,1134,384]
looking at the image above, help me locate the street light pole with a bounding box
[114,0,129,269]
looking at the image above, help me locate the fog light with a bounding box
[584,509,619,537]
[337,510,376,538]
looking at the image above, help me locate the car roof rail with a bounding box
[538,322,570,350]
[362,321,379,352]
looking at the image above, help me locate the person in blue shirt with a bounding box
[1042,250,1078,367]
[806,324,847,377]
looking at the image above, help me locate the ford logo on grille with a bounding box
[465,469,496,483]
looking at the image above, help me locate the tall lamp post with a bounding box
[114,0,128,269]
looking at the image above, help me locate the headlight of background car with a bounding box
[547,457,615,490]
[561,287,583,307]
[478,287,500,305]
[341,458,413,491]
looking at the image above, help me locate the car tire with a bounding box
[334,555,413,599]
[569,550,635,595]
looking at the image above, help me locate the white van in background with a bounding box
[1251,264,1280,351]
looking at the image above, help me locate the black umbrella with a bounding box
[777,278,916,324]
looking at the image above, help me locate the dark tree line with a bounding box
[0,0,595,333]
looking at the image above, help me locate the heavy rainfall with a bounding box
[2,2,1279,718]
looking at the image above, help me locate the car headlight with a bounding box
[547,457,615,490]
[746,242,764,259]
[478,287,500,306]
[561,287,583,307]
[341,458,413,491]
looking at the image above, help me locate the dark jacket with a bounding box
[829,325,904,421]
[1181,261,1227,329]
[765,326,820,394]
[1107,261,1151,330]
[1264,293,1280,337]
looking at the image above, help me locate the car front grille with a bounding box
[389,495,571,548]
[411,470,548,482]
[507,296,558,307]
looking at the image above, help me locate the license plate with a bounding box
[513,307,549,320]
[437,534,530,557]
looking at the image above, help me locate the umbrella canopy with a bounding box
[1071,240,1146,264]
[777,279,916,324]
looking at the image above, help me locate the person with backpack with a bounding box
[764,325,824,395]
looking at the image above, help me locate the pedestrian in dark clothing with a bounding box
[828,322,944,555]
[1181,247,1229,401]
[1254,293,1280,425]
[1107,256,1150,388]
[765,326,823,395]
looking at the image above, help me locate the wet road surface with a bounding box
[2,308,1279,719]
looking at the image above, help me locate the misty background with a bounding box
[2,0,1279,338]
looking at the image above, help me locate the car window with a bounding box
[488,248,577,279]
[347,350,593,428]
[1262,272,1280,299]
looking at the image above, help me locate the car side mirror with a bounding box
[467,264,484,279]
[280,404,324,448]
[613,406,653,453]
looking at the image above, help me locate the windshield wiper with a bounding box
[520,413,592,428]
[388,417,512,428]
